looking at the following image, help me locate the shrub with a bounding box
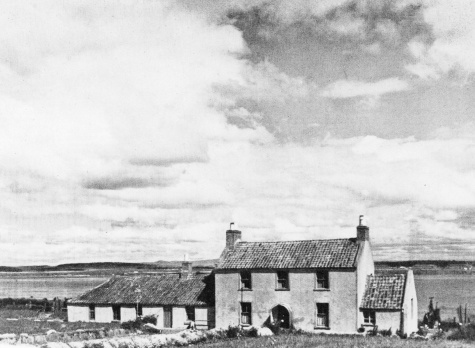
[243,326,259,338]
[226,325,241,338]
[141,315,157,325]
[448,324,475,341]
[379,328,392,337]
[120,319,141,331]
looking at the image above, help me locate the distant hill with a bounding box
[3,259,472,274]
[0,266,23,272]
[7,259,220,273]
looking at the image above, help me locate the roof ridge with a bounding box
[238,238,354,244]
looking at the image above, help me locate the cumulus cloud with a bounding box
[0,0,474,266]
[321,77,409,99]
[406,0,475,79]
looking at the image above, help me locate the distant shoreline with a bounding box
[1,259,474,276]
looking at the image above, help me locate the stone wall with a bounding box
[0,329,128,346]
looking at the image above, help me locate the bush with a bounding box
[448,324,475,341]
[243,326,259,338]
[379,328,392,337]
[120,319,141,331]
[226,325,241,338]
[141,315,157,325]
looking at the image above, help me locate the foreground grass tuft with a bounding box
[194,334,475,348]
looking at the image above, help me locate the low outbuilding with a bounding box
[67,263,214,330]
[360,269,418,335]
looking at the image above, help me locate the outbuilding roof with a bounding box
[217,238,360,269]
[68,273,214,306]
[360,272,407,310]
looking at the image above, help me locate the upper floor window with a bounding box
[363,310,376,325]
[316,271,329,289]
[276,271,289,290]
[89,305,95,320]
[240,271,252,290]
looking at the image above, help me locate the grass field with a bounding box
[0,318,120,335]
[194,334,475,348]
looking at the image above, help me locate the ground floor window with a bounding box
[89,305,95,320]
[363,310,376,325]
[185,306,195,321]
[316,303,329,328]
[136,304,143,317]
[241,302,252,325]
[113,305,121,321]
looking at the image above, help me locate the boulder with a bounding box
[143,323,161,333]
[257,327,273,336]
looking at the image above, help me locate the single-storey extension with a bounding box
[67,262,214,329]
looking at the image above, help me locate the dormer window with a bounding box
[240,271,252,290]
[316,271,329,289]
[276,271,289,290]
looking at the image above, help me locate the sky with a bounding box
[1,0,475,266]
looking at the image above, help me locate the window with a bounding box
[316,303,329,328]
[316,271,329,289]
[89,305,95,320]
[186,306,195,321]
[241,302,252,325]
[240,271,252,290]
[276,271,289,290]
[113,305,121,321]
[411,298,414,319]
[363,310,376,325]
[136,304,143,317]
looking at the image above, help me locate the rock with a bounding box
[143,323,161,333]
[34,335,47,344]
[257,327,273,336]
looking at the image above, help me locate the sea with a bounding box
[0,273,473,320]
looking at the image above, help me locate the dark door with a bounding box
[164,306,172,328]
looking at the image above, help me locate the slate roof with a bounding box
[217,239,360,269]
[69,273,214,306]
[360,272,407,310]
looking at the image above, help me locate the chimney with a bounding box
[181,254,192,279]
[357,215,369,242]
[226,222,241,250]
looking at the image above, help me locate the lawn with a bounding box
[194,334,475,348]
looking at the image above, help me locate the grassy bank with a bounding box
[0,318,120,335]
[194,334,475,348]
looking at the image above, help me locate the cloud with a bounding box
[321,77,410,99]
[0,0,474,266]
[406,0,475,79]
[226,0,427,47]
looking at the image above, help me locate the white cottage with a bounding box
[67,263,215,330]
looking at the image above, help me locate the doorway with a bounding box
[271,305,290,329]
[164,307,172,328]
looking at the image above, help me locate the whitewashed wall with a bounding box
[96,306,113,322]
[143,307,164,327]
[172,307,187,328]
[121,306,137,322]
[68,305,89,322]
